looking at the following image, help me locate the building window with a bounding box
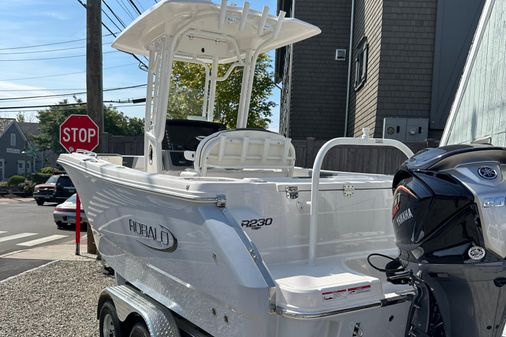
[10,133,16,147]
[354,37,369,91]
[17,160,24,175]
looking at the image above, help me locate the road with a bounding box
[0,198,80,280]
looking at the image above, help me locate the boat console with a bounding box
[162,119,225,170]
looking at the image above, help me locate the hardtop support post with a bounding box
[145,36,175,173]
[207,57,219,122]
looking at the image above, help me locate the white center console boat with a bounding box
[58,1,416,336]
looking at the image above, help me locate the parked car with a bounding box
[33,174,75,206]
[53,193,87,229]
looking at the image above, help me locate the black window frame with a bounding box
[354,37,369,91]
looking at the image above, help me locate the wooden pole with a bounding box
[85,0,102,254]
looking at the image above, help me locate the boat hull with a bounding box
[60,154,411,337]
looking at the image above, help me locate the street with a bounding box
[0,198,80,280]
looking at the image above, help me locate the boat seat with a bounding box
[275,272,384,315]
[188,129,296,176]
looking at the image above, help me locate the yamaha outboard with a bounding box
[388,144,506,337]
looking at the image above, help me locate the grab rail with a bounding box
[308,129,414,264]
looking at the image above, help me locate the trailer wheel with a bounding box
[128,321,150,337]
[99,300,123,337]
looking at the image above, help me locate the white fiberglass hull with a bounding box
[59,153,411,337]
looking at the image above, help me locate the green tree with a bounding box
[34,100,144,153]
[104,108,144,136]
[168,54,276,129]
[16,112,25,123]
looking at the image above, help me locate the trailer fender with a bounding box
[99,285,180,337]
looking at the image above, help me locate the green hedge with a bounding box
[39,167,55,174]
[7,175,25,186]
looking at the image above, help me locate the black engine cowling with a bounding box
[390,144,506,337]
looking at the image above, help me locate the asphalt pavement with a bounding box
[0,197,82,280]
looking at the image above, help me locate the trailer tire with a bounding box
[99,300,123,337]
[128,321,150,337]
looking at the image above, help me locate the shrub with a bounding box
[7,175,25,186]
[39,167,55,174]
[39,166,65,175]
[20,181,35,196]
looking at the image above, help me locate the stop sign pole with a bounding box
[59,114,99,255]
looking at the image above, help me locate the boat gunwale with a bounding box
[58,155,220,203]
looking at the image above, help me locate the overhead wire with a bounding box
[116,0,136,20]
[76,0,148,70]
[0,100,146,110]
[133,0,144,12]
[0,103,146,115]
[102,7,124,33]
[0,42,114,55]
[0,84,147,101]
[0,33,117,51]
[0,50,119,62]
[0,63,136,82]
[103,0,127,28]
[128,0,142,15]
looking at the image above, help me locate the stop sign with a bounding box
[59,114,99,153]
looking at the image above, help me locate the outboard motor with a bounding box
[389,144,506,337]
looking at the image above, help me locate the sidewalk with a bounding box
[0,196,34,204]
[0,242,114,337]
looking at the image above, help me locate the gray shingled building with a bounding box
[276,0,484,146]
[0,119,33,181]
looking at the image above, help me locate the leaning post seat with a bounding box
[191,129,296,176]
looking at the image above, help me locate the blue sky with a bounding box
[0,0,280,130]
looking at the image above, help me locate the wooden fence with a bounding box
[106,134,144,155]
[293,138,428,175]
[106,134,429,175]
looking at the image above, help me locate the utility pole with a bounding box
[86,0,102,254]
[87,0,104,153]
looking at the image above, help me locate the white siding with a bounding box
[446,0,506,145]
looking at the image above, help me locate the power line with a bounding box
[0,103,146,114]
[0,84,147,101]
[116,0,136,20]
[0,88,97,92]
[76,0,148,71]
[0,50,119,62]
[102,6,124,33]
[103,0,127,28]
[0,33,117,51]
[0,99,146,110]
[0,42,115,56]
[128,0,142,15]
[0,102,86,110]
[133,0,144,12]
[0,63,135,82]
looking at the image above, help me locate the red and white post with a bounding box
[75,193,81,255]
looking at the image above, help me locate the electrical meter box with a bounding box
[383,118,428,142]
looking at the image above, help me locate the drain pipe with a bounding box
[343,0,355,137]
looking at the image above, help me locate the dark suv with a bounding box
[33,174,76,206]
